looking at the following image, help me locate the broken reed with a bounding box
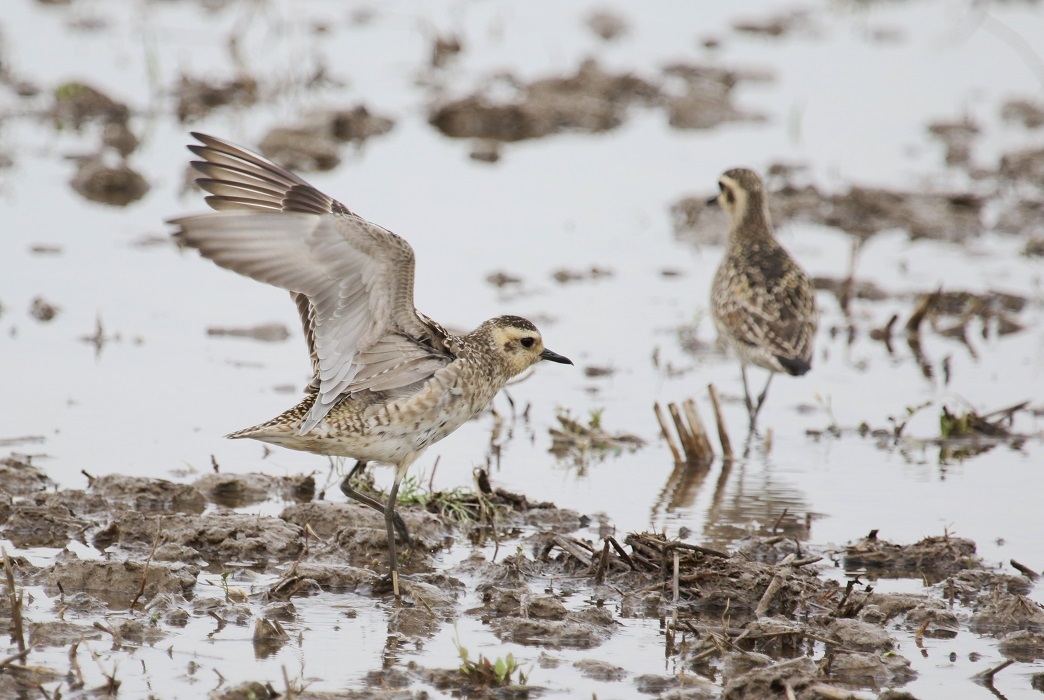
[655,386,733,464]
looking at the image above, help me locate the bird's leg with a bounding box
[741,365,756,426]
[346,458,368,482]
[749,373,775,429]
[385,468,407,598]
[339,462,411,545]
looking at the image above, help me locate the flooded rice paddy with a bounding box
[1,0,1043,697]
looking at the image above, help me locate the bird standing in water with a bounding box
[709,168,817,430]
[171,133,572,596]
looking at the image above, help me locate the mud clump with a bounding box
[2,499,91,548]
[47,555,198,602]
[585,10,629,42]
[574,658,627,681]
[1001,98,1044,129]
[28,620,104,648]
[257,106,395,173]
[969,592,1044,635]
[825,618,893,652]
[928,117,980,168]
[673,181,986,245]
[723,656,819,699]
[813,186,983,242]
[732,10,814,38]
[429,58,772,153]
[824,651,916,688]
[0,455,55,495]
[490,608,615,649]
[205,323,291,343]
[29,296,60,322]
[109,510,305,564]
[174,74,258,123]
[50,81,129,129]
[90,474,207,513]
[662,63,770,130]
[196,471,315,508]
[858,593,959,637]
[996,197,1044,238]
[999,630,1044,661]
[70,155,149,206]
[212,681,277,700]
[844,532,979,580]
[429,59,658,143]
[998,146,1044,183]
[430,34,463,69]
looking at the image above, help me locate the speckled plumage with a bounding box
[709,168,818,427]
[170,133,571,594]
[228,316,548,467]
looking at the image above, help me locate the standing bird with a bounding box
[170,133,572,595]
[709,168,818,430]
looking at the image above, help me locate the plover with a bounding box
[708,168,817,430]
[171,133,572,595]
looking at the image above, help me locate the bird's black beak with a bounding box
[540,348,573,365]
[706,194,719,206]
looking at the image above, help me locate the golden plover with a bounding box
[708,167,818,429]
[170,133,572,595]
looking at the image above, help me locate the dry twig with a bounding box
[1010,558,1040,581]
[2,548,26,654]
[754,572,786,617]
[707,383,733,459]
[130,518,163,611]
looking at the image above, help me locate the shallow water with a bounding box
[2,0,1044,697]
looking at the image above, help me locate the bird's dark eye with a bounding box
[520,337,535,349]
[725,189,735,204]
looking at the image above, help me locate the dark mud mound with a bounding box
[429,59,658,143]
[662,63,770,131]
[195,472,315,508]
[257,106,395,173]
[673,181,985,245]
[844,531,980,581]
[2,459,1042,698]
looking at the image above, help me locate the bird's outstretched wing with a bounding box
[172,133,451,432]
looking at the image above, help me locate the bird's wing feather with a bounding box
[187,132,343,380]
[171,210,449,432]
[716,262,817,365]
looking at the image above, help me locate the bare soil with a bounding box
[1,462,1041,698]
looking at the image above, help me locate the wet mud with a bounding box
[3,465,1043,698]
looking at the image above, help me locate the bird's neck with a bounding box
[728,200,775,248]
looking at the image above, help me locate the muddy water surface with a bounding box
[2,0,1044,698]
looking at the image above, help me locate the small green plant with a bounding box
[395,472,428,506]
[587,407,604,430]
[395,474,503,524]
[939,407,972,439]
[453,628,527,687]
[207,570,248,603]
